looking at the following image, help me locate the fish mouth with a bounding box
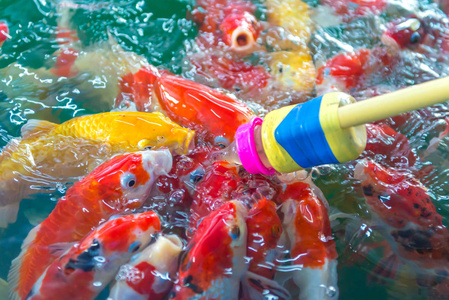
[230,27,257,54]
[354,159,369,183]
[141,149,173,177]
[380,33,401,55]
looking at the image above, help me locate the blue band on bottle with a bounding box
[274,96,339,168]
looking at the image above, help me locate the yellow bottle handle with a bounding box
[338,76,449,129]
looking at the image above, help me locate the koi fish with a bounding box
[191,0,259,53]
[188,161,242,236]
[0,21,9,47]
[265,0,314,48]
[354,159,449,296]
[381,14,449,55]
[153,74,254,145]
[278,181,339,300]
[109,234,183,300]
[245,198,282,279]
[0,111,193,226]
[320,0,386,21]
[362,123,417,169]
[8,150,172,300]
[170,200,248,299]
[26,211,162,300]
[315,47,395,94]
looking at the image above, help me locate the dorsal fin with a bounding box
[21,120,57,139]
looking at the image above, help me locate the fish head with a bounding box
[88,150,172,213]
[189,161,242,234]
[220,10,260,54]
[154,74,253,145]
[63,211,161,276]
[0,21,8,46]
[381,17,424,51]
[173,200,248,298]
[354,159,442,229]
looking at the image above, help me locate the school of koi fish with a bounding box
[1,0,449,299]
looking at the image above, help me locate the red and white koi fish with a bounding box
[8,150,172,300]
[26,211,161,300]
[109,234,183,300]
[171,200,248,299]
[355,159,449,297]
[278,181,339,300]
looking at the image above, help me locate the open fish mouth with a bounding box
[140,149,173,177]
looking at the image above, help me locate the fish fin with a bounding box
[47,242,76,257]
[21,119,57,139]
[242,271,291,300]
[0,277,8,300]
[0,202,20,228]
[8,224,40,300]
[368,249,401,284]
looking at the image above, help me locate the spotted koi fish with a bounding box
[355,159,449,297]
[26,211,161,300]
[8,150,172,300]
[109,234,183,300]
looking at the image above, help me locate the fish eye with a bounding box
[214,136,229,148]
[137,139,152,150]
[129,241,142,253]
[121,173,137,189]
[190,167,205,184]
[230,225,241,240]
[410,32,420,44]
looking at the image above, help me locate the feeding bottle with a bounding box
[231,92,367,175]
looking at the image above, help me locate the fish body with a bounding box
[278,182,339,300]
[153,74,253,145]
[188,161,242,235]
[8,150,172,300]
[246,198,282,279]
[26,211,161,300]
[0,111,193,225]
[355,159,449,297]
[355,160,449,270]
[0,22,9,47]
[362,123,417,169]
[109,234,183,300]
[171,201,248,299]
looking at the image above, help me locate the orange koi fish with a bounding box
[153,74,254,145]
[8,150,172,300]
[0,111,193,227]
[26,211,161,300]
[109,234,183,300]
[188,161,242,235]
[362,123,417,169]
[245,198,282,279]
[171,201,248,299]
[355,159,449,297]
[278,181,339,300]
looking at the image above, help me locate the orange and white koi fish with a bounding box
[0,111,193,227]
[26,211,161,300]
[278,182,339,300]
[171,201,248,299]
[109,234,183,300]
[8,150,172,300]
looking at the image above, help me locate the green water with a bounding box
[0,0,449,299]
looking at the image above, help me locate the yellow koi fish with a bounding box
[0,111,194,228]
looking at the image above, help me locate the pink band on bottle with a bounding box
[235,117,275,176]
